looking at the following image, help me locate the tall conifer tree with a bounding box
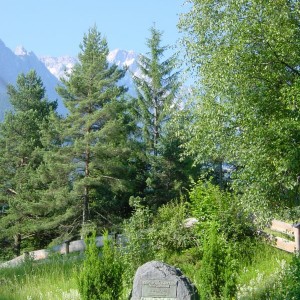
[131,27,191,207]
[57,26,132,230]
[0,70,60,255]
[132,26,180,156]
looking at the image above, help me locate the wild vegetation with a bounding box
[1,0,300,299]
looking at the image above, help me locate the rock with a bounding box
[130,260,199,300]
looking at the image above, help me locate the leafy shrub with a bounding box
[189,180,256,244]
[122,199,197,287]
[167,246,202,268]
[189,180,257,299]
[78,231,124,300]
[149,200,197,259]
[199,222,237,300]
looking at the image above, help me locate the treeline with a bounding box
[0,26,201,258]
[2,0,300,261]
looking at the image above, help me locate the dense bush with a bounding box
[149,200,197,258]
[78,231,124,300]
[122,199,197,283]
[122,201,155,282]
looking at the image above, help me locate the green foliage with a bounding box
[122,198,198,291]
[0,232,295,300]
[132,26,180,157]
[56,25,135,230]
[189,180,255,244]
[130,26,191,207]
[199,223,237,300]
[78,231,124,300]
[0,70,68,256]
[149,200,196,258]
[189,180,258,299]
[179,0,300,217]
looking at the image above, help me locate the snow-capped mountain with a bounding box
[39,55,78,80]
[40,49,140,95]
[40,49,140,80]
[107,49,139,73]
[108,49,140,95]
[0,39,68,120]
[0,39,139,122]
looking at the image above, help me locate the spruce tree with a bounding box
[0,70,62,256]
[132,26,180,156]
[131,27,190,207]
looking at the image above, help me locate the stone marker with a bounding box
[130,260,199,300]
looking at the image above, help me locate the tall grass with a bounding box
[0,253,82,300]
[236,242,292,299]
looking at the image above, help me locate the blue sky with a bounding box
[0,0,187,57]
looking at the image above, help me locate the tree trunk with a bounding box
[153,96,159,156]
[218,160,223,190]
[13,233,21,257]
[82,147,90,228]
[82,186,89,225]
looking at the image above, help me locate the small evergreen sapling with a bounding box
[78,231,124,300]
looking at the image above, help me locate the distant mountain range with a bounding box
[0,39,139,121]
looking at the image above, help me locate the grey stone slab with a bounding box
[130,260,199,300]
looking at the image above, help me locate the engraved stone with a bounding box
[130,260,199,300]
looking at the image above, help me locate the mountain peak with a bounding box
[15,45,29,56]
[107,49,138,69]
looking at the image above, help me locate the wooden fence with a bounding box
[268,219,300,253]
[0,233,122,268]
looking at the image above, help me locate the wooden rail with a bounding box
[268,220,300,253]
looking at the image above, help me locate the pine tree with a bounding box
[57,26,133,231]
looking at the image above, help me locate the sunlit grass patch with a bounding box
[0,254,82,300]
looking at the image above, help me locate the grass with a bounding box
[236,242,293,299]
[162,240,293,300]
[0,241,294,300]
[0,253,82,300]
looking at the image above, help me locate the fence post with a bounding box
[64,240,70,254]
[293,223,300,251]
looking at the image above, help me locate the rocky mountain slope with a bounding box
[0,40,68,120]
[0,39,139,121]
